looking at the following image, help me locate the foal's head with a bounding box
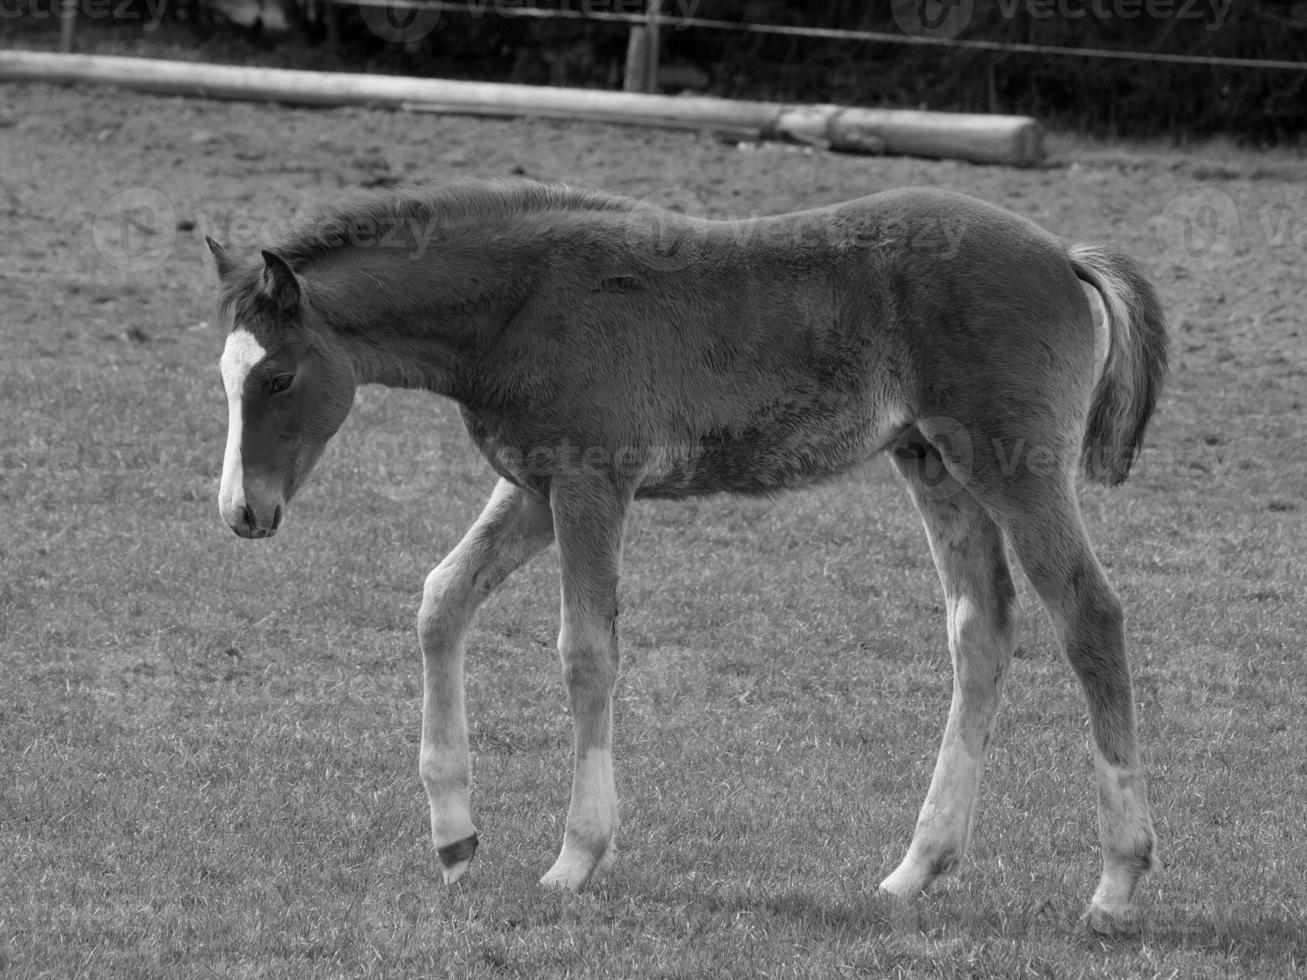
[209,239,356,539]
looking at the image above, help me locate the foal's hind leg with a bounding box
[418,478,555,885]
[989,474,1156,932]
[879,434,1020,900]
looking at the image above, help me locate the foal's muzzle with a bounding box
[226,501,283,539]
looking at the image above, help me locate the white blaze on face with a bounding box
[219,329,268,525]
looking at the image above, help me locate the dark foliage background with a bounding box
[6,0,1307,140]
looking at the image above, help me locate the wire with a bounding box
[349,0,1307,72]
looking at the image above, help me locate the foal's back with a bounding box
[474,188,1093,499]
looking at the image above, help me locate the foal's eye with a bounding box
[268,374,294,395]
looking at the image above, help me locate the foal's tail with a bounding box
[1067,244,1169,486]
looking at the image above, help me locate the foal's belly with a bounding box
[463,395,903,500]
[635,418,888,499]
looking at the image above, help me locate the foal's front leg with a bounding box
[419,479,555,884]
[539,477,630,892]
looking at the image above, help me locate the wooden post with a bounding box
[58,0,77,54]
[325,0,340,53]
[623,0,663,94]
[644,0,663,92]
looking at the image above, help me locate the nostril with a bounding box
[271,505,283,531]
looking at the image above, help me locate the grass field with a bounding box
[2,82,1305,978]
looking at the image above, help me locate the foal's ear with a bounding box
[206,236,240,281]
[259,249,304,315]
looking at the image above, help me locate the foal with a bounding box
[209,178,1166,932]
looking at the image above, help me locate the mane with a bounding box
[217,178,637,325]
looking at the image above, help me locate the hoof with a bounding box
[539,871,581,893]
[877,861,934,901]
[1084,903,1142,938]
[437,833,478,886]
[539,860,592,894]
[539,844,610,894]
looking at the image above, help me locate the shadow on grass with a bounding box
[1135,908,1307,961]
[665,884,1306,964]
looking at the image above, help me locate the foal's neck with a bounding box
[308,240,535,397]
